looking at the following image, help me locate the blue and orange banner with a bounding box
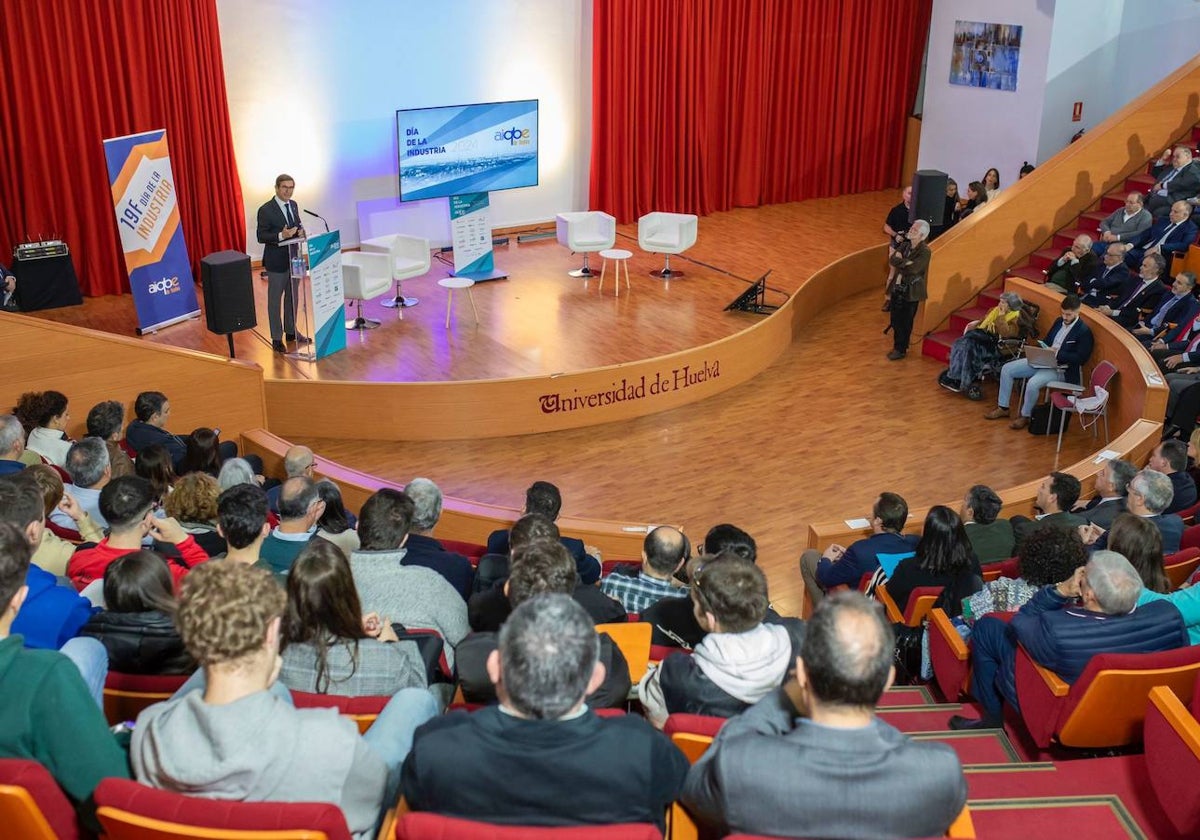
[102,129,200,333]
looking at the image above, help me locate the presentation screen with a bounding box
[397,99,539,202]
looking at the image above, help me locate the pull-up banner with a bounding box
[102,129,200,334]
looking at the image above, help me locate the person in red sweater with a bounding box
[67,475,208,592]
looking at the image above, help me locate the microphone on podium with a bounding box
[303,209,330,233]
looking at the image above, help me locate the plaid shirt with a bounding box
[599,570,688,615]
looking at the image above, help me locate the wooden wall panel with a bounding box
[0,312,267,440]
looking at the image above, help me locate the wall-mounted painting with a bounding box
[950,20,1022,91]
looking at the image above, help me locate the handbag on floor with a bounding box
[1027,402,1071,435]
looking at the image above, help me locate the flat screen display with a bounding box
[396,99,538,202]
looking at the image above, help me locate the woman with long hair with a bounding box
[982,166,1001,199]
[179,427,223,478]
[887,505,983,618]
[956,181,989,222]
[14,390,72,467]
[80,550,195,674]
[1108,513,1170,594]
[314,479,359,556]
[280,539,425,695]
[135,444,177,505]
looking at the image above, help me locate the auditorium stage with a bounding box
[29,190,1097,615]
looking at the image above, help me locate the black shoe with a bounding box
[938,373,961,393]
[887,350,906,361]
[948,714,1002,731]
[271,340,287,353]
[286,333,312,345]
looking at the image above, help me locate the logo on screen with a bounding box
[148,276,181,295]
[495,125,532,146]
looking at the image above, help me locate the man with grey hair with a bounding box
[266,445,314,513]
[1045,234,1096,295]
[401,593,688,828]
[1098,253,1168,329]
[683,592,965,838]
[401,477,474,600]
[257,476,322,576]
[1075,459,1138,530]
[1080,243,1132,307]
[1132,271,1199,345]
[1121,202,1197,272]
[0,414,25,476]
[886,218,930,361]
[951,551,1187,730]
[1146,145,1200,218]
[49,438,111,531]
[1081,468,1185,553]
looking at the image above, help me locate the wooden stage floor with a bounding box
[31,190,1096,615]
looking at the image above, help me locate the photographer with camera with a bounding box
[882,187,913,310]
[887,220,931,361]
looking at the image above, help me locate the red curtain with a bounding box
[591,0,932,222]
[0,0,244,296]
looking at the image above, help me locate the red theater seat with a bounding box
[0,758,78,840]
[1145,676,1200,836]
[394,811,661,839]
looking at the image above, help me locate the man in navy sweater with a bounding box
[799,492,916,605]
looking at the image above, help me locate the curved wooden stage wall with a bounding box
[919,53,1200,333]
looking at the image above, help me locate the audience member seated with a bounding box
[218,456,262,492]
[982,166,1001,199]
[486,480,602,585]
[313,478,360,557]
[49,437,111,531]
[1150,438,1198,514]
[179,427,224,478]
[1009,472,1085,551]
[886,506,983,620]
[963,527,1087,625]
[1131,271,1199,344]
[1092,192,1153,255]
[0,413,26,476]
[1044,235,1097,294]
[800,492,917,604]
[132,561,438,840]
[280,539,426,695]
[474,512,560,596]
[1121,203,1197,270]
[0,477,97,651]
[349,489,470,668]
[402,593,688,829]
[699,521,758,561]
[1082,469,1185,553]
[126,390,238,470]
[135,443,177,508]
[1079,243,1133,306]
[960,484,1014,564]
[985,294,1094,430]
[955,180,987,221]
[14,389,72,467]
[600,525,690,614]
[86,399,135,478]
[0,520,130,832]
[1109,513,1170,594]
[259,476,321,576]
[939,291,1027,397]
[456,540,632,709]
[470,537,625,633]
[162,471,226,557]
[1146,145,1200,218]
[67,476,209,591]
[216,484,270,565]
[950,551,1186,730]
[400,477,472,600]
[25,463,104,575]
[682,592,966,838]
[640,553,804,728]
[266,444,316,512]
[1075,458,1137,529]
[80,550,195,674]
[1098,254,1169,328]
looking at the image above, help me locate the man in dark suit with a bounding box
[682,592,966,838]
[1044,234,1098,295]
[1123,201,1199,270]
[1132,271,1199,344]
[1149,439,1199,515]
[1075,459,1137,531]
[1146,146,1200,218]
[1010,473,1086,552]
[1083,469,1186,554]
[1098,253,1169,330]
[255,174,310,353]
[1079,244,1132,307]
[485,481,601,585]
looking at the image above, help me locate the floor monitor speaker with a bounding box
[201,251,256,334]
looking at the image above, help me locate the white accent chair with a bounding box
[555,211,617,277]
[638,212,698,278]
[341,252,392,331]
[361,233,431,310]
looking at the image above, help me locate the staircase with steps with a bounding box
[921,123,1200,365]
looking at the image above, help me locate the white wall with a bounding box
[216,0,591,254]
[917,0,1057,191]
[1113,0,1200,110]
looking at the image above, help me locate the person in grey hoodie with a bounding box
[131,561,437,839]
[640,553,804,728]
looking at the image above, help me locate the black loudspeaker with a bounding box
[910,169,949,227]
[201,251,256,334]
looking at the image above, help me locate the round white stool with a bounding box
[598,248,633,297]
[438,277,479,328]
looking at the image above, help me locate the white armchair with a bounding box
[341,252,392,330]
[361,233,431,309]
[638,212,698,278]
[555,211,617,277]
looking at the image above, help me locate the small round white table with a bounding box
[598,248,633,297]
[437,277,479,328]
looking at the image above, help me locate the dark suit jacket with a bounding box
[1167,471,1199,515]
[1011,510,1086,552]
[256,197,299,273]
[485,529,600,585]
[401,534,475,601]
[1042,317,1094,383]
[1110,280,1168,330]
[1080,262,1131,306]
[1151,160,1200,204]
[1094,513,1185,554]
[1132,217,1200,257]
[1141,293,1200,342]
[1048,248,1097,292]
[1081,497,1128,530]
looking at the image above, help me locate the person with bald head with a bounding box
[1122,200,1198,270]
[258,476,322,577]
[266,444,315,513]
[1045,234,1096,295]
[1092,192,1153,256]
[600,525,690,614]
[682,592,966,838]
[1147,145,1200,218]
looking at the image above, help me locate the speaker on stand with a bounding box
[201,251,257,358]
[910,169,949,228]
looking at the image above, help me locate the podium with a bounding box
[280,236,315,361]
[281,230,346,361]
